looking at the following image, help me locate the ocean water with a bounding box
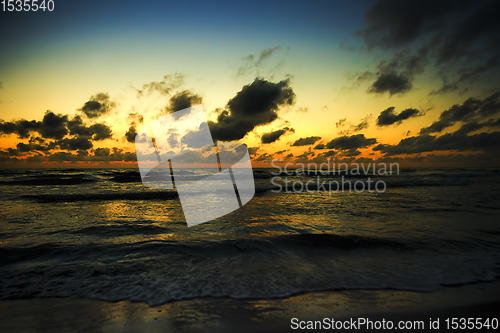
[0,167,499,306]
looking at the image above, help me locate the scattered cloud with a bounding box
[326,134,377,150]
[291,136,322,146]
[135,73,184,97]
[358,49,427,96]
[336,118,347,128]
[261,127,294,144]
[165,90,203,114]
[377,107,422,126]
[357,0,500,95]
[236,46,286,77]
[375,129,500,156]
[79,93,116,118]
[420,92,500,134]
[339,115,372,135]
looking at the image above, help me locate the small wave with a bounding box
[20,191,178,203]
[0,237,498,305]
[65,224,172,237]
[383,178,471,188]
[0,233,406,266]
[0,177,96,186]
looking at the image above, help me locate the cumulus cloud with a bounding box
[165,90,203,115]
[208,78,295,141]
[0,97,118,163]
[291,136,322,146]
[79,93,116,118]
[377,107,422,126]
[40,111,69,139]
[261,127,294,144]
[0,111,70,140]
[125,126,138,143]
[58,137,93,151]
[67,116,112,141]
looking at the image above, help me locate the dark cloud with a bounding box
[420,92,500,134]
[261,127,294,144]
[67,116,112,141]
[430,57,499,95]
[67,116,92,137]
[294,149,316,163]
[326,134,377,150]
[39,111,68,140]
[208,78,295,141]
[309,150,337,163]
[123,112,144,144]
[0,111,68,140]
[254,153,272,162]
[291,136,322,146]
[375,128,500,156]
[165,90,202,114]
[314,143,326,150]
[0,119,39,138]
[360,49,427,96]
[357,0,500,95]
[90,123,113,141]
[47,152,83,162]
[247,147,259,156]
[79,93,116,118]
[15,142,52,153]
[125,126,138,143]
[58,137,93,151]
[377,107,421,126]
[94,148,110,157]
[453,118,500,136]
[136,73,184,97]
[341,148,361,157]
[91,147,137,162]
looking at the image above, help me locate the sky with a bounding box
[1,0,499,167]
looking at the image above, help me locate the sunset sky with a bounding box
[1,0,499,167]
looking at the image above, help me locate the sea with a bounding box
[0,167,499,306]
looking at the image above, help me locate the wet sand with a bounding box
[1,281,499,332]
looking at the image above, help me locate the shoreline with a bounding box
[1,280,499,332]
